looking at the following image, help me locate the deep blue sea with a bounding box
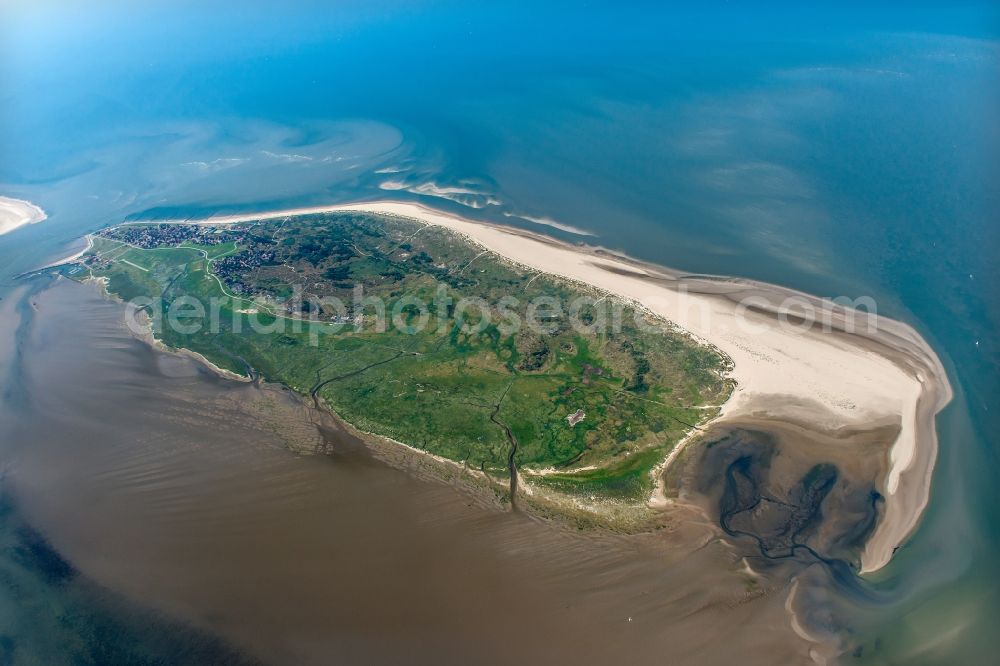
[1,2,998,662]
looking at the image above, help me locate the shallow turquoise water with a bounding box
[1,2,997,662]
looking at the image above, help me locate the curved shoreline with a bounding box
[103,199,952,573]
[0,196,47,236]
[37,234,94,271]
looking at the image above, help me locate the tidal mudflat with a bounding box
[0,278,831,664]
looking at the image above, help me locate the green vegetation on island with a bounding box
[69,213,731,508]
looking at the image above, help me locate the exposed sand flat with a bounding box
[0,196,47,235]
[135,200,952,573]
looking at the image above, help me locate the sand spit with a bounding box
[130,200,953,573]
[0,196,47,236]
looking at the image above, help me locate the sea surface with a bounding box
[1,2,998,663]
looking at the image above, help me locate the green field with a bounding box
[72,213,731,507]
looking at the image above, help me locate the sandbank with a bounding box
[0,196,47,235]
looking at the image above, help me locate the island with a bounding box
[57,201,952,572]
[66,208,732,527]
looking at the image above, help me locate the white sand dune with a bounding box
[132,200,953,573]
[0,196,47,236]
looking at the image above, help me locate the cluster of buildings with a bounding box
[98,223,280,296]
[214,246,277,294]
[100,223,242,249]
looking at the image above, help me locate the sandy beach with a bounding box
[118,200,952,573]
[39,234,94,270]
[0,196,47,235]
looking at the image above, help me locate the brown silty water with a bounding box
[0,278,823,665]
